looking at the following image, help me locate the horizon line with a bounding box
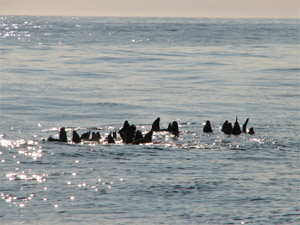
[1,14,299,19]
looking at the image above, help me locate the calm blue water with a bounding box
[0,16,299,224]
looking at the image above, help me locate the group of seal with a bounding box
[47,117,179,145]
[47,117,255,144]
[203,117,255,135]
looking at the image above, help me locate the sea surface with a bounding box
[0,16,299,224]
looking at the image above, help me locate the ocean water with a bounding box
[0,16,299,224]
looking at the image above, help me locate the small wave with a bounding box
[263,68,299,73]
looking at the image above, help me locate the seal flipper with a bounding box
[242,118,249,133]
[143,130,153,143]
[72,130,81,143]
[232,117,242,135]
[113,131,117,139]
[151,117,160,132]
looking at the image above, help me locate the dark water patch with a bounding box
[250,198,271,202]
[97,102,143,110]
[20,161,52,165]
[263,67,300,73]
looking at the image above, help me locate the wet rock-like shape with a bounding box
[232,117,242,135]
[224,122,232,135]
[242,118,249,133]
[59,127,68,142]
[80,131,90,140]
[222,120,228,132]
[72,130,81,143]
[151,117,160,132]
[107,132,115,144]
[203,120,213,133]
[248,127,255,135]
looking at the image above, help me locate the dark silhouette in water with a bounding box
[91,132,101,142]
[72,130,81,143]
[47,137,59,142]
[143,130,153,143]
[124,124,136,144]
[248,127,255,135]
[203,120,213,133]
[80,131,90,140]
[222,120,228,132]
[167,123,173,132]
[151,117,160,131]
[96,132,101,140]
[165,121,179,136]
[46,116,256,145]
[119,120,131,141]
[132,130,144,145]
[59,127,68,142]
[171,121,179,137]
[224,122,232,135]
[107,132,115,144]
[47,127,67,142]
[232,117,242,135]
[242,118,249,133]
[113,131,117,139]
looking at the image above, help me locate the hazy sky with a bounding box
[1,0,299,18]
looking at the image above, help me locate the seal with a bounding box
[47,127,68,142]
[80,131,90,140]
[222,120,228,132]
[224,122,232,135]
[203,120,213,133]
[132,130,144,145]
[59,127,68,142]
[248,127,255,135]
[107,132,115,144]
[91,132,101,142]
[171,121,179,137]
